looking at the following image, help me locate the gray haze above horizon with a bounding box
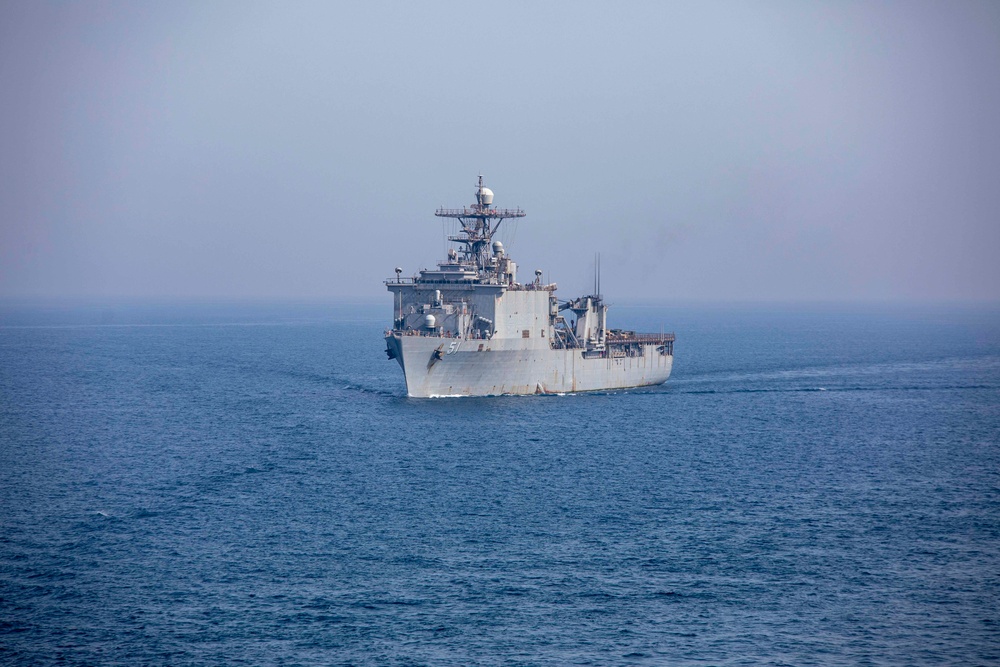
[2,0,999,303]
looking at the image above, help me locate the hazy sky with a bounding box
[2,0,998,302]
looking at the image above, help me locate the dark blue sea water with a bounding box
[2,302,999,666]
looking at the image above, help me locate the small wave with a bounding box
[288,368,403,397]
[339,382,401,398]
[676,384,996,396]
[679,387,836,395]
[680,354,1000,387]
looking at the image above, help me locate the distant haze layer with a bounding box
[2,1,998,302]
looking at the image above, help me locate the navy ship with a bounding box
[385,177,674,397]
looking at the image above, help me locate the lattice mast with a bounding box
[435,175,525,276]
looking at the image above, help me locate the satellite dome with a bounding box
[492,240,504,255]
[423,314,436,329]
[479,187,494,206]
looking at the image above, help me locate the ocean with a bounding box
[1,301,998,666]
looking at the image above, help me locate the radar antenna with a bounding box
[435,175,525,276]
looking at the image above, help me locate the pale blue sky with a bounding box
[2,0,998,302]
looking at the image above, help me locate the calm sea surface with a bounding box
[1,302,998,666]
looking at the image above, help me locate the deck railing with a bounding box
[608,333,675,344]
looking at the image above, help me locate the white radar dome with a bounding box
[423,314,436,329]
[480,187,494,206]
[492,240,504,255]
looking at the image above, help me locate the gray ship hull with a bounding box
[387,333,673,397]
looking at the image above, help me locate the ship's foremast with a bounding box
[435,175,526,282]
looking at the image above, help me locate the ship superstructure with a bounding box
[385,176,673,397]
